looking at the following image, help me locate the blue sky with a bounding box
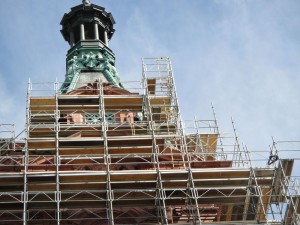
[0,0,299,161]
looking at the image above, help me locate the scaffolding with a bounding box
[0,57,299,224]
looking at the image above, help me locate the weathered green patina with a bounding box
[59,48,123,94]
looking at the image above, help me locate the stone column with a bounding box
[80,23,85,40]
[104,30,108,46]
[94,23,99,40]
[70,31,75,46]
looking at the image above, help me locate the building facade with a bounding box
[0,0,299,224]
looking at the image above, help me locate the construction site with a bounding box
[0,0,299,224]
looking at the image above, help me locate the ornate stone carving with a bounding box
[82,52,103,69]
[59,48,124,93]
[101,49,124,89]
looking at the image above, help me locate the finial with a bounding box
[82,0,91,6]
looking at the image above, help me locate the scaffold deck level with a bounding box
[0,58,299,225]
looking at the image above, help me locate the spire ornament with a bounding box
[82,0,91,6]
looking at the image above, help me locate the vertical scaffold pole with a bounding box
[99,82,114,225]
[23,79,31,225]
[55,81,60,224]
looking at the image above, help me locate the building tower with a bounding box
[59,0,124,94]
[0,0,299,224]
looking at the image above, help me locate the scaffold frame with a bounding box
[0,57,299,225]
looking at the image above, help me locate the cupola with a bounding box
[60,0,115,48]
[59,0,123,94]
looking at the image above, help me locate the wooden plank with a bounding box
[58,106,99,111]
[60,192,106,201]
[196,197,246,205]
[58,97,99,105]
[28,183,56,191]
[30,97,56,111]
[29,132,56,138]
[60,158,104,164]
[159,171,189,181]
[193,179,249,187]
[199,134,218,156]
[192,169,250,179]
[60,183,106,191]
[110,171,157,182]
[149,97,171,105]
[114,191,156,199]
[152,107,161,121]
[258,187,271,221]
[207,134,218,152]
[30,97,56,105]
[111,182,157,189]
[108,147,152,154]
[60,174,107,183]
[225,205,233,221]
[162,181,192,188]
[28,140,56,148]
[147,78,156,94]
[107,138,154,147]
[60,201,107,208]
[281,159,294,177]
[191,160,232,169]
[0,202,24,210]
[59,148,104,155]
[254,168,275,178]
[104,105,143,110]
[296,196,300,214]
[59,126,102,131]
[104,97,143,105]
[58,95,99,99]
[113,199,156,207]
[30,106,56,111]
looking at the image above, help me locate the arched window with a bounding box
[84,22,94,40]
[98,25,105,43]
